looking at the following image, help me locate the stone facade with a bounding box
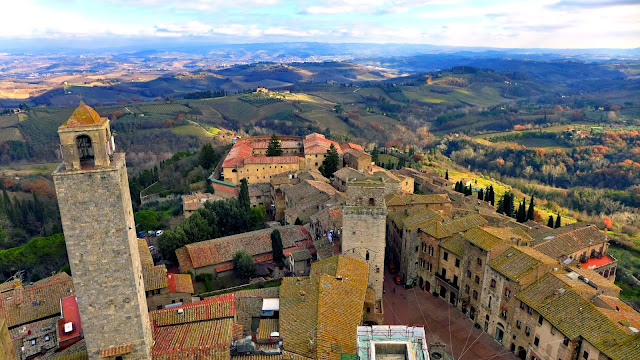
[341,181,387,303]
[53,105,152,360]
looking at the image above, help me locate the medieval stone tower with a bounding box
[53,102,153,359]
[341,180,388,302]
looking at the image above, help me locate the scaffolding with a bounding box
[356,325,429,360]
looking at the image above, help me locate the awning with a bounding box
[262,298,280,311]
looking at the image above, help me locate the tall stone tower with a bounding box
[341,180,388,302]
[53,102,153,359]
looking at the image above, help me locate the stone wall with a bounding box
[54,155,153,360]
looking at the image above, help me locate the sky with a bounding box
[1,0,639,49]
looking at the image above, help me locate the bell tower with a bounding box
[53,102,153,359]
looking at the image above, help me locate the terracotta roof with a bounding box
[177,226,310,271]
[340,143,364,152]
[151,318,233,360]
[309,207,343,230]
[150,293,235,327]
[595,296,640,333]
[222,142,254,168]
[303,133,343,155]
[0,278,21,293]
[517,273,637,360]
[0,272,74,327]
[99,344,131,358]
[61,102,106,128]
[143,266,169,291]
[422,214,488,239]
[533,225,607,259]
[48,339,88,360]
[462,227,507,250]
[440,235,466,257]
[489,246,556,282]
[257,318,279,341]
[280,255,368,359]
[138,238,154,268]
[386,193,451,206]
[167,273,194,294]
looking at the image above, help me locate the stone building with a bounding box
[182,192,223,218]
[0,319,16,360]
[341,181,387,304]
[416,214,487,295]
[341,143,372,171]
[53,102,153,359]
[386,193,452,216]
[220,133,348,185]
[386,208,442,286]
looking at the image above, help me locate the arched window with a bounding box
[604,269,610,278]
[491,279,496,288]
[610,267,616,276]
[366,250,370,261]
[369,197,375,206]
[76,134,94,167]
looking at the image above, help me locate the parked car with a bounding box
[388,263,398,274]
[155,230,163,236]
[138,231,146,238]
[148,246,155,251]
[394,276,402,285]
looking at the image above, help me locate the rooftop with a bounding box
[421,214,487,239]
[60,101,107,128]
[582,253,616,270]
[176,225,310,271]
[150,293,235,327]
[280,255,369,359]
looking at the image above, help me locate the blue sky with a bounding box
[1,0,639,48]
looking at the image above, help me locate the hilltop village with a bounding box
[0,103,638,360]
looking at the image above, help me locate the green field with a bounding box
[171,124,214,137]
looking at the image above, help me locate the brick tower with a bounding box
[53,102,153,359]
[341,180,388,302]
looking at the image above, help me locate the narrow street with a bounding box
[383,270,517,360]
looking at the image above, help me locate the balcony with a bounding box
[435,272,459,290]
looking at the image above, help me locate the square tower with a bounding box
[53,102,153,359]
[341,180,388,302]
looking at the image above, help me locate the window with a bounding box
[443,252,449,261]
[367,307,371,313]
[490,279,497,288]
[520,301,526,310]
[525,327,531,336]
[563,337,570,346]
[473,290,478,300]
[477,258,482,266]
[366,251,370,261]
[415,246,419,252]
[465,285,470,293]
[467,270,472,278]
[455,258,461,268]
[31,339,36,346]
[428,246,434,256]
[582,351,589,359]
[488,296,492,309]
[421,242,427,252]
[442,268,447,278]
[516,320,522,329]
[501,309,507,319]
[538,315,543,325]
[505,288,511,298]
[534,337,540,346]
[475,275,480,284]
[528,307,534,315]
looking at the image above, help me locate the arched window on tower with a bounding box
[369,197,376,206]
[366,250,370,261]
[76,134,95,168]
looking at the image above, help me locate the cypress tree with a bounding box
[271,229,284,266]
[527,196,535,221]
[547,215,554,228]
[555,213,562,228]
[517,202,526,223]
[238,178,250,212]
[478,188,484,200]
[266,134,283,157]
